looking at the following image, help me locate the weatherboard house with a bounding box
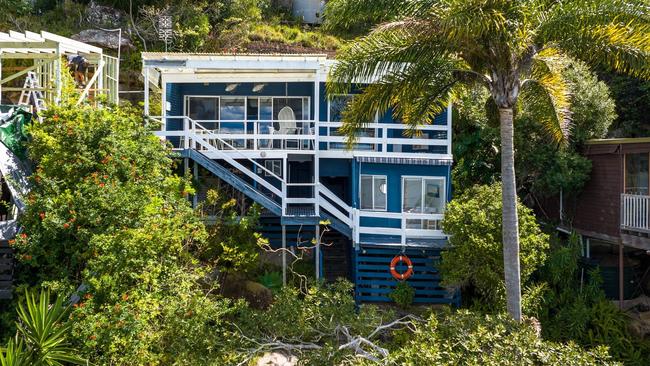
[142,53,459,304]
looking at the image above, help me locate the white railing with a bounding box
[621,193,650,233]
[320,122,450,154]
[356,210,445,245]
[152,116,316,151]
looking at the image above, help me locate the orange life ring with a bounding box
[390,254,414,280]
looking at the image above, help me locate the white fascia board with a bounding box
[318,150,454,160]
[187,59,322,71]
[161,72,318,83]
[41,31,103,54]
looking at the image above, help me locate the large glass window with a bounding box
[626,153,649,195]
[402,177,445,214]
[188,97,218,121]
[360,175,387,211]
[220,97,245,120]
[273,98,306,121]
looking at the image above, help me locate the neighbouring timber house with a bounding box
[554,138,650,302]
[142,53,460,304]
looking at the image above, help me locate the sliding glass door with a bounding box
[402,177,446,229]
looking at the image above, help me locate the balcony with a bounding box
[621,193,650,234]
[151,116,452,159]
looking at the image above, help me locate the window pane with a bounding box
[247,98,259,120]
[274,98,303,120]
[424,179,445,213]
[626,153,649,195]
[406,219,423,229]
[373,177,387,210]
[189,97,218,120]
[220,97,245,120]
[403,178,423,212]
[360,176,373,210]
[329,95,353,122]
[259,98,273,120]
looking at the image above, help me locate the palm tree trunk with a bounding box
[499,107,522,321]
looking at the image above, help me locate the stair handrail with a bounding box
[189,117,286,183]
[318,183,353,227]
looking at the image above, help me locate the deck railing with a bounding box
[621,193,650,233]
[149,115,452,156]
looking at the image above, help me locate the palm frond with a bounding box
[328,26,450,96]
[323,0,441,31]
[538,0,650,78]
[520,51,572,144]
[336,56,464,145]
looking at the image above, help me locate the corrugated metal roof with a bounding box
[586,137,650,145]
[141,52,328,59]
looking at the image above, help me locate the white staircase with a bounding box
[181,117,356,237]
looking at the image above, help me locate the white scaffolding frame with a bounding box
[0,30,119,107]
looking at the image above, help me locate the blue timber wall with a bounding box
[167,80,457,304]
[354,245,460,305]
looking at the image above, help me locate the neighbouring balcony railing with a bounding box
[621,193,650,233]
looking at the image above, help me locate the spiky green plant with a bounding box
[15,289,85,365]
[0,338,29,366]
[325,0,650,321]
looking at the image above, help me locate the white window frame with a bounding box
[401,176,446,214]
[264,160,282,178]
[184,95,311,122]
[360,174,387,212]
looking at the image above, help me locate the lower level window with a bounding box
[360,175,387,210]
[264,160,282,177]
[402,177,445,214]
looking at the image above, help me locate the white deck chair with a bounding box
[273,106,300,149]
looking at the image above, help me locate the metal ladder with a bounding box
[18,71,47,114]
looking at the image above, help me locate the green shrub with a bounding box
[538,234,650,364]
[258,271,283,292]
[440,183,550,311]
[389,281,415,308]
[384,310,616,365]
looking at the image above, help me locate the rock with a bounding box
[256,352,298,366]
[220,273,274,310]
[85,1,125,28]
[71,29,134,50]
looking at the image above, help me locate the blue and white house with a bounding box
[142,53,459,305]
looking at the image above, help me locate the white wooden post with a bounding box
[143,65,150,116]
[55,46,62,104]
[314,77,320,216]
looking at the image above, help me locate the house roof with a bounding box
[0,30,103,57]
[586,137,650,145]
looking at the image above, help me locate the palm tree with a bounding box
[325,0,649,320]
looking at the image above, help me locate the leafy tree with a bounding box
[600,72,650,138]
[197,189,266,277]
[325,0,648,320]
[15,103,178,287]
[11,103,243,365]
[382,310,615,366]
[440,184,549,312]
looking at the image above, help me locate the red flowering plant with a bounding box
[12,103,181,288]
